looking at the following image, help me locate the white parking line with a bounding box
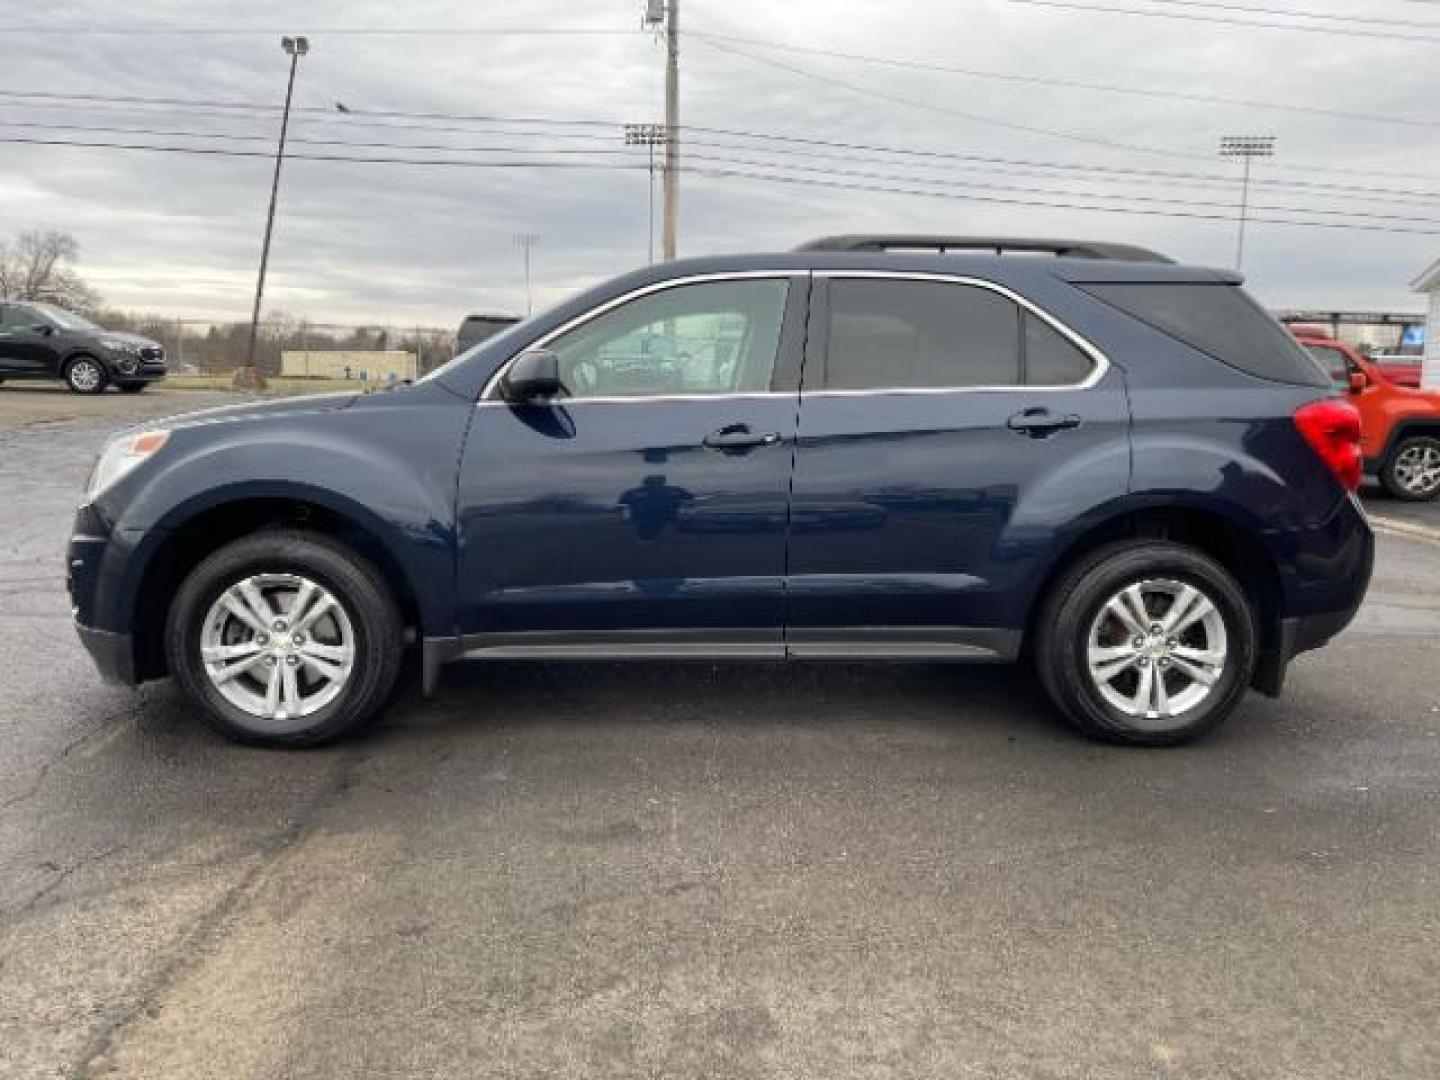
[1370,513,1440,548]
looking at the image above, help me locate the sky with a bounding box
[3,0,1438,328]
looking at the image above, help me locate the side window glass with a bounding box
[1302,344,1350,391]
[823,280,1020,390]
[1024,312,1093,385]
[546,279,789,399]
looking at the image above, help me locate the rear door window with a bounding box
[820,279,1095,390]
[1081,282,1329,388]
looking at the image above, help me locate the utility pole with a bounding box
[662,0,679,261]
[514,233,539,317]
[625,123,665,263]
[240,35,308,388]
[1218,135,1275,271]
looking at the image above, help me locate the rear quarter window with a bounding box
[1081,282,1329,388]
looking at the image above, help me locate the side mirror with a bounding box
[29,324,54,336]
[499,348,564,403]
[1348,371,1367,394]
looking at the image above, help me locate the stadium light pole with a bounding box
[1219,135,1275,271]
[241,35,309,385]
[625,123,666,264]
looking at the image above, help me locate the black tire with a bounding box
[117,382,146,394]
[1379,435,1440,502]
[1034,540,1257,747]
[63,355,108,395]
[165,530,404,748]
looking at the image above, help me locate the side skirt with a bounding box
[421,627,1021,698]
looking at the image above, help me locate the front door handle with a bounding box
[703,424,781,453]
[1007,408,1081,438]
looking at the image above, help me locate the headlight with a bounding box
[99,338,145,354]
[87,430,169,500]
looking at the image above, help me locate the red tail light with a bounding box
[1293,399,1362,492]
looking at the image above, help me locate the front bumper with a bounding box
[75,622,138,685]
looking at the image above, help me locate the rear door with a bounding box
[785,272,1131,657]
[455,273,807,654]
[0,304,50,375]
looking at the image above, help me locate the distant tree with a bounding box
[0,229,101,311]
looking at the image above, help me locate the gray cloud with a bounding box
[4,0,1437,327]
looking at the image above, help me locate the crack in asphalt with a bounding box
[69,748,362,1080]
[0,698,145,813]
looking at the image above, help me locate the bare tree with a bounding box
[0,229,101,311]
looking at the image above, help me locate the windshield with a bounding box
[30,303,101,332]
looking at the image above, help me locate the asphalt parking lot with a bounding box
[3,386,1439,1079]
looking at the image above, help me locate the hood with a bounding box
[146,391,359,432]
[96,330,162,348]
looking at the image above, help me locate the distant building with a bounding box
[280,350,416,382]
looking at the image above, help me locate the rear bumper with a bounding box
[75,622,138,685]
[1253,494,1374,695]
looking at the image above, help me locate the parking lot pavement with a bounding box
[3,388,1439,1080]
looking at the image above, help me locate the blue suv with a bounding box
[67,236,1372,748]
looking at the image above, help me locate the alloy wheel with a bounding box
[1086,578,1228,728]
[1393,442,1440,497]
[200,573,356,729]
[68,359,103,392]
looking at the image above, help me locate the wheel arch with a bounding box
[1378,419,1440,465]
[1022,498,1283,691]
[130,490,424,682]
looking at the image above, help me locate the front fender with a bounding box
[93,386,472,638]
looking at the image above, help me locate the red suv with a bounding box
[1292,330,1440,500]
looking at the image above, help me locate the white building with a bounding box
[1412,259,1440,391]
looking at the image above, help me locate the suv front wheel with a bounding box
[1035,540,1257,746]
[1380,435,1440,501]
[165,530,404,747]
[64,355,108,394]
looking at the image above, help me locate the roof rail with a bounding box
[796,234,1174,264]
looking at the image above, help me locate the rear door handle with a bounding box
[1007,408,1081,438]
[703,424,781,453]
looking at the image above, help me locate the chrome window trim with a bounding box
[476,267,1111,405]
[479,270,801,402]
[812,270,1110,394]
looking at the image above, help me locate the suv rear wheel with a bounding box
[1035,540,1256,746]
[1380,435,1440,501]
[64,355,107,394]
[165,530,403,747]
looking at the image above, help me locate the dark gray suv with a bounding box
[0,301,166,394]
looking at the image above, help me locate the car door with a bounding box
[454,273,807,654]
[0,303,48,374]
[785,272,1131,658]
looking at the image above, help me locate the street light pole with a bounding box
[1219,135,1275,271]
[662,0,679,261]
[240,35,308,386]
[514,233,539,317]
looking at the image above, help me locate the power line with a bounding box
[1114,0,1440,30]
[0,25,641,37]
[997,0,1440,42]
[692,33,1212,162]
[685,30,1440,130]
[9,115,1440,208]
[6,132,1440,238]
[6,97,1440,203]
[687,165,1440,238]
[686,38,1440,183]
